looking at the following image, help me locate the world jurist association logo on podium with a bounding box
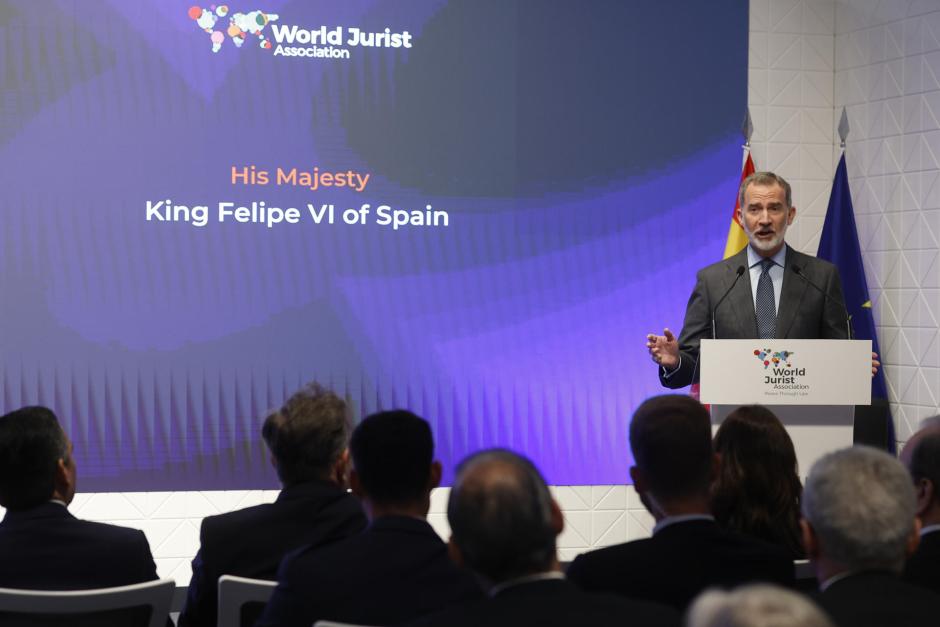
[753,348,808,392]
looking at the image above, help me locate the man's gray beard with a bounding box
[749,232,784,253]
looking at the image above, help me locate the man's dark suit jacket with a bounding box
[903,529,940,594]
[661,245,848,388]
[0,502,159,589]
[177,480,366,627]
[566,519,795,610]
[406,578,681,627]
[818,570,940,627]
[257,516,482,627]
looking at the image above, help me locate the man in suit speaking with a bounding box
[647,171,876,388]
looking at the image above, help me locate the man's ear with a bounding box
[906,517,923,559]
[428,461,443,491]
[630,465,655,501]
[787,205,797,226]
[915,478,935,518]
[330,449,351,487]
[550,498,564,536]
[53,457,74,504]
[800,518,820,560]
[629,465,644,493]
[447,536,464,567]
[630,466,658,517]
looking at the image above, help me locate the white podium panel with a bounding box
[699,339,872,406]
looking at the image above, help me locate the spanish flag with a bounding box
[723,151,755,259]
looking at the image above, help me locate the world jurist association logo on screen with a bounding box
[187,5,413,59]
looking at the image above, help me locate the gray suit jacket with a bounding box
[660,245,848,389]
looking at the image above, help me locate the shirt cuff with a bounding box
[661,356,682,379]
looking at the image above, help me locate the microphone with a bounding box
[791,264,852,339]
[690,265,746,387]
[711,265,747,339]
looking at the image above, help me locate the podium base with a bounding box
[710,405,855,479]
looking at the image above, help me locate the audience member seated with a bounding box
[900,418,940,594]
[802,446,940,627]
[409,449,681,627]
[711,405,804,558]
[0,406,160,589]
[687,584,833,627]
[257,409,482,626]
[177,383,367,627]
[566,395,793,610]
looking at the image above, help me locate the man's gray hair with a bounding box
[261,382,352,485]
[687,584,834,627]
[738,171,792,208]
[802,446,916,572]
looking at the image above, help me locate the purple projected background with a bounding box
[0,0,748,489]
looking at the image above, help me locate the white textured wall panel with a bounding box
[834,0,940,441]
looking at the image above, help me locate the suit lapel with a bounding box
[775,246,808,338]
[724,249,757,337]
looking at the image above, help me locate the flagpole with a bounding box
[838,106,849,151]
[742,107,753,166]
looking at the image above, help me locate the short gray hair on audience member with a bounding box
[687,584,834,627]
[447,449,556,584]
[802,446,916,572]
[261,382,352,486]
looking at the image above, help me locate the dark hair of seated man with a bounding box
[0,406,73,511]
[349,409,435,515]
[629,394,714,509]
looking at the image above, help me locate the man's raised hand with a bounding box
[646,328,679,370]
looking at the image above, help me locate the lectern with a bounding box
[699,339,872,477]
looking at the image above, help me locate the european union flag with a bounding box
[817,153,894,450]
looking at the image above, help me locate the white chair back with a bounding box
[217,574,276,627]
[0,578,174,627]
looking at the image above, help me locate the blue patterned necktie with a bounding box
[756,258,776,339]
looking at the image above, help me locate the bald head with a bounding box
[447,449,560,584]
[901,422,940,526]
[900,418,940,468]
